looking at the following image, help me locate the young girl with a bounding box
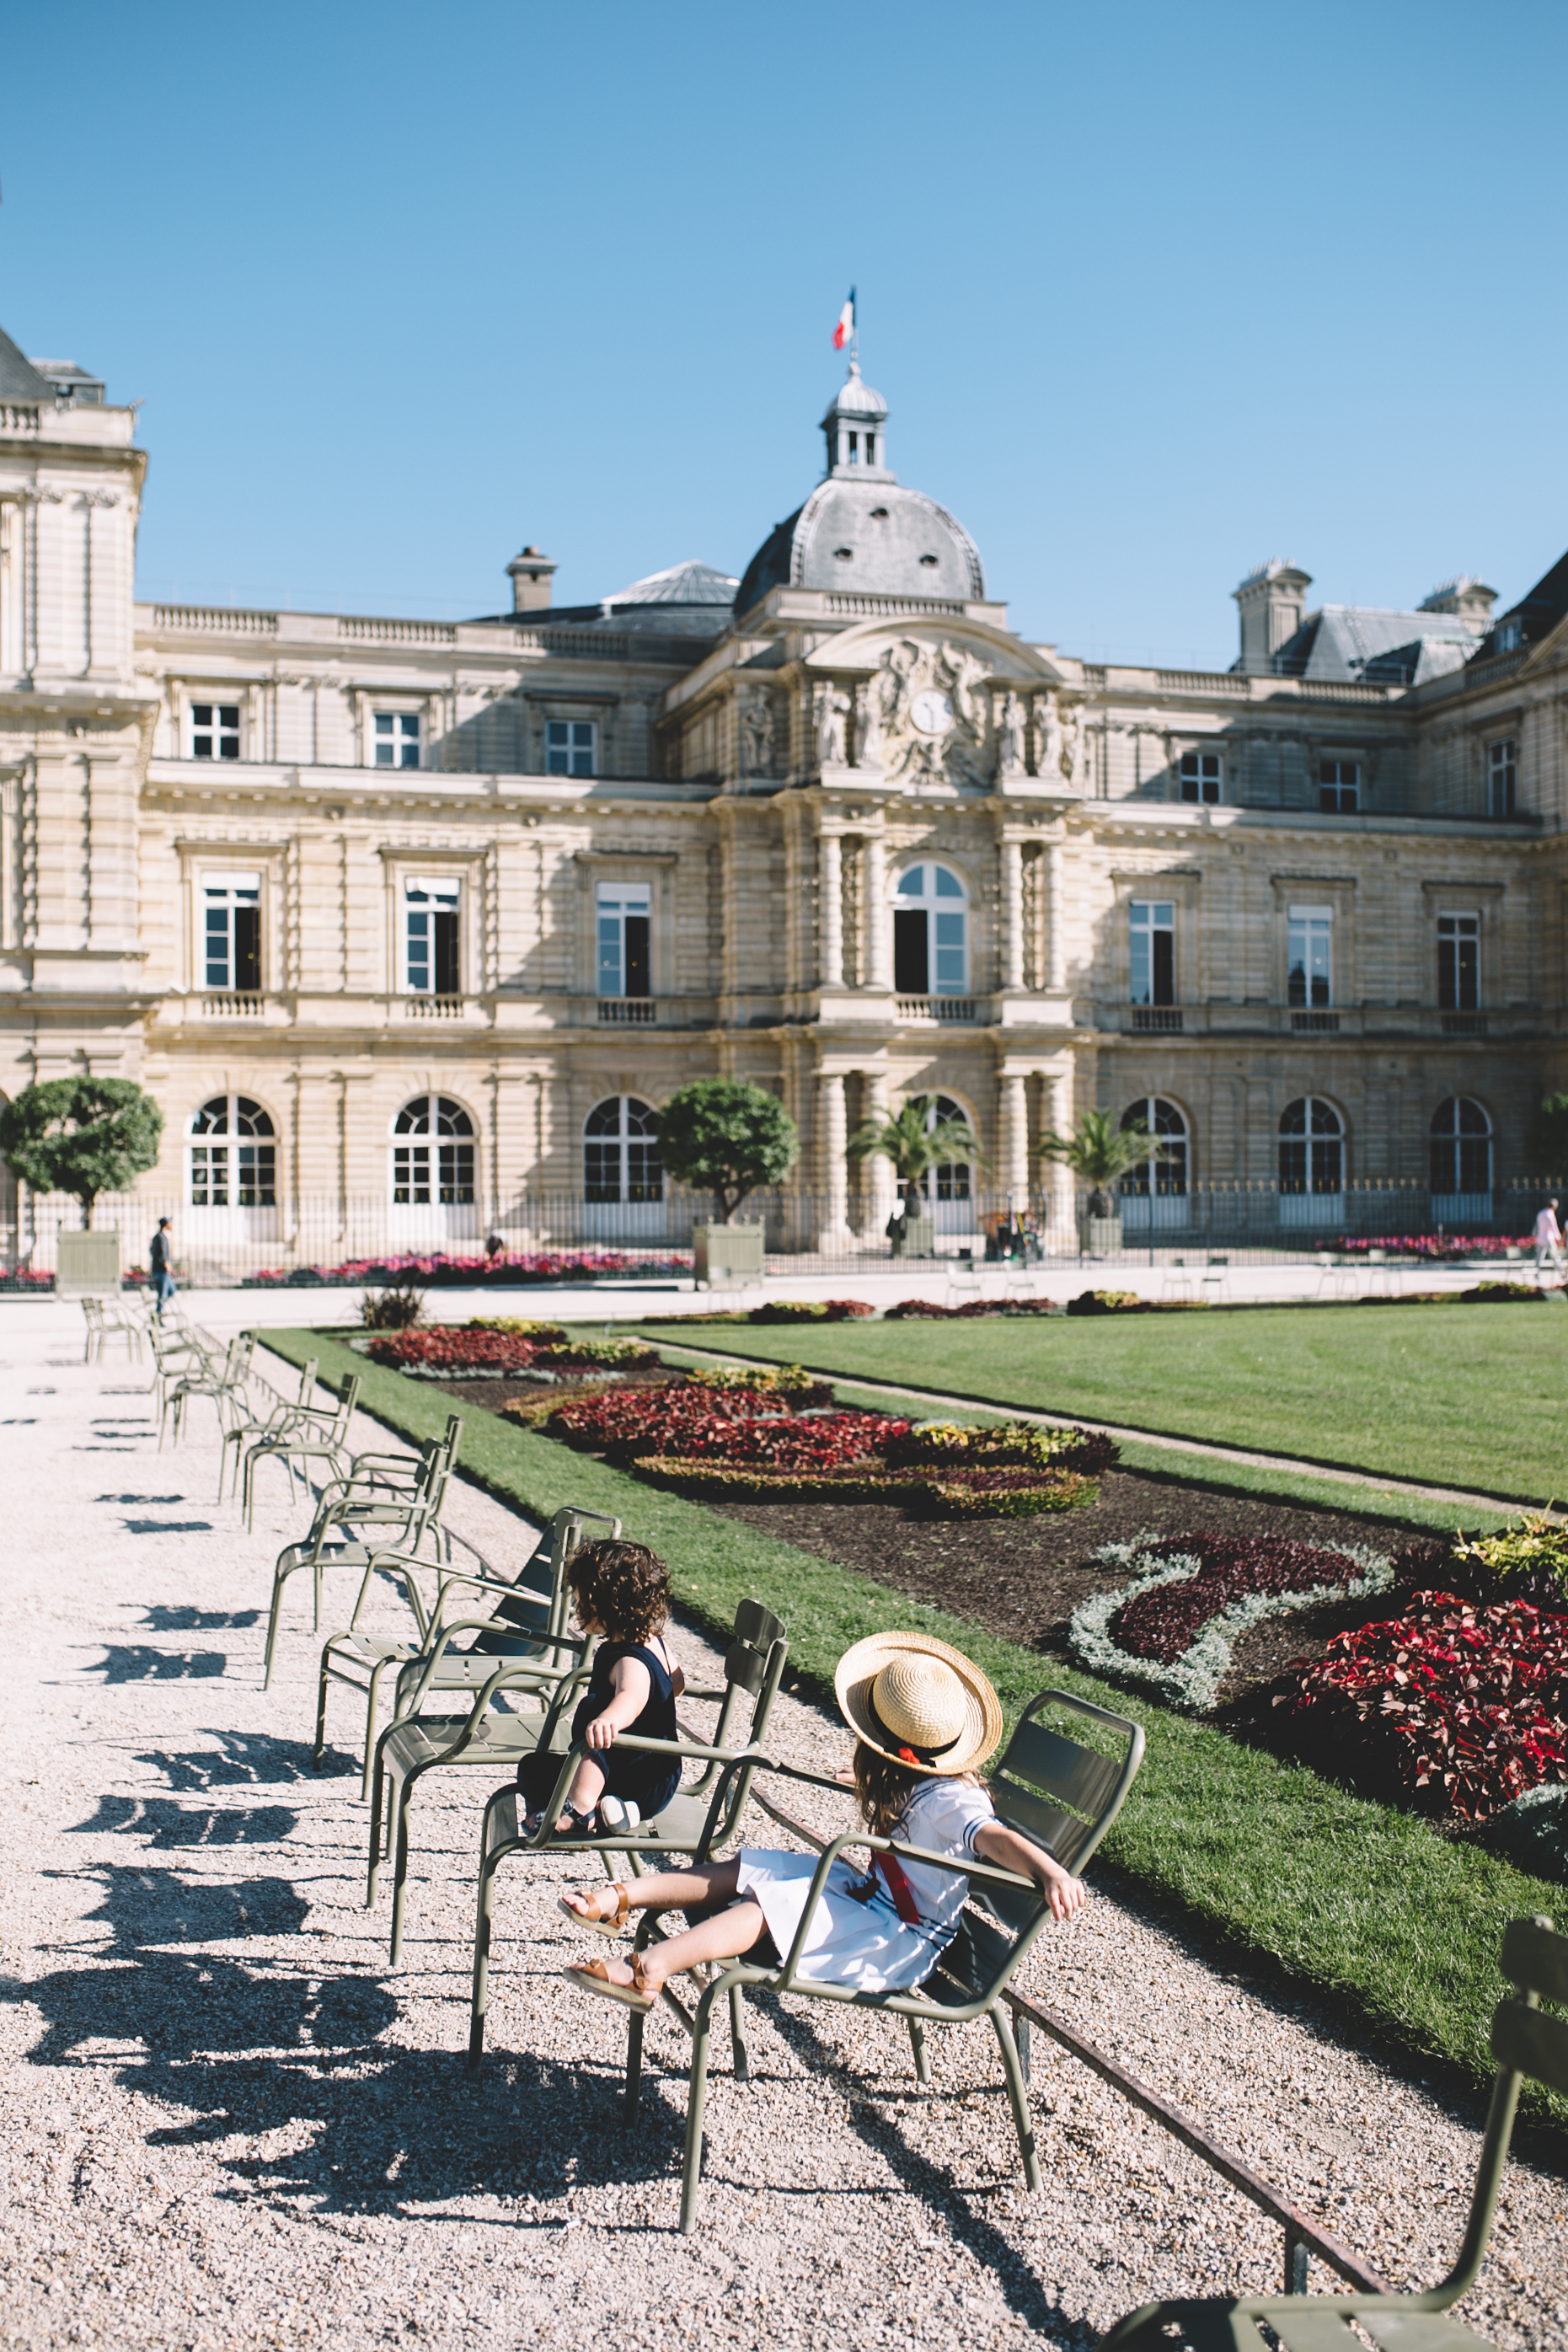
[518,1539,686,1837]
[560,1629,1085,2009]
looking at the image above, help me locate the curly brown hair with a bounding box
[567,1539,672,1645]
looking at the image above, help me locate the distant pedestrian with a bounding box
[1533,1197,1564,1278]
[484,1232,506,1265]
[148,1217,176,1317]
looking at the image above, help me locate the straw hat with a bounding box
[835,1631,1003,1776]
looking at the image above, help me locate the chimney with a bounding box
[1233,560,1312,674]
[506,544,557,614]
[1419,576,1497,637]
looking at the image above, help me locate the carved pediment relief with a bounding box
[806,620,1079,794]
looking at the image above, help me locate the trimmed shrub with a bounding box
[1066,1289,1144,1315]
[463,1317,568,1342]
[632,1456,1097,1518]
[747,1299,875,1323]
[883,1418,1118,1476]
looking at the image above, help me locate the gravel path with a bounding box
[1,1310,1564,2352]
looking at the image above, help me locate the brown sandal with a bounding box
[558,1882,629,1937]
[565,1951,656,2012]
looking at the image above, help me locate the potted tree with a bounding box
[655,1080,798,1285]
[846,1098,985,1259]
[0,1077,164,1292]
[1037,1106,1159,1258]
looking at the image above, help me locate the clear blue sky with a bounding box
[4,0,1563,667]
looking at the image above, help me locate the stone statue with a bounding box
[996,688,1027,778]
[741,691,775,776]
[1034,692,1066,782]
[854,677,883,768]
[815,682,851,769]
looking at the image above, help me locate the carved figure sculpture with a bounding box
[1034,692,1066,782]
[741,691,775,776]
[815,683,851,769]
[854,678,883,769]
[996,688,1028,779]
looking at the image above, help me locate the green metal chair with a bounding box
[260,1414,463,1688]
[82,1292,145,1364]
[314,1503,619,1797]
[242,1372,362,1525]
[218,1355,320,1502]
[465,1597,789,2051]
[1100,1912,1566,2352]
[160,1329,255,1447]
[619,1685,1143,2233]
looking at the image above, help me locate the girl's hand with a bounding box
[585,1716,618,1749]
[1043,1867,1087,1923]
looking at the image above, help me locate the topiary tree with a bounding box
[0,1076,164,1226]
[655,1079,799,1223]
[1037,1106,1161,1221]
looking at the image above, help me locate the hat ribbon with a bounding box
[866,1694,965,1769]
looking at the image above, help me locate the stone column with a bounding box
[818,831,843,988]
[1000,835,1023,991]
[864,830,890,990]
[1043,1061,1075,1252]
[816,1069,854,1251]
[1046,842,1066,992]
[999,1070,1029,1201]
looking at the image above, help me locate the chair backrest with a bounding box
[1437,1913,1566,2303]
[469,1504,623,1659]
[986,1687,1145,1882]
[709,1597,789,1750]
[296,1357,320,1403]
[333,1373,361,1429]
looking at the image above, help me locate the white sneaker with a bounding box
[597,1795,641,1834]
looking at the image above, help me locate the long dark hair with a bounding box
[852,1741,924,1838]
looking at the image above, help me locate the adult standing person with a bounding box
[1533,1196,1565,1279]
[148,1216,176,1318]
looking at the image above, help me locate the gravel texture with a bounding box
[1,1311,1565,2352]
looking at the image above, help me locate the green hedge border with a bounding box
[259,1326,1561,2126]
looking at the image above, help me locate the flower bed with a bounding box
[747,1299,875,1323]
[1069,1532,1394,1712]
[1338,1234,1530,1261]
[243,1248,692,1289]
[1280,1593,1568,1820]
[365,1328,660,1374]
[883,1418,1118,1476]
[632,1455,1098,1518]
[522,1374,837,1454]
[883,1298,1062,1320]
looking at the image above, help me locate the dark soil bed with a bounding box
[699,1468,1425,1711]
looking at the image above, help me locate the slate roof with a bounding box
[1273,603,1477,683]
[605,559,737,607]
[1476,548,1568,658]
[0,324,53,404]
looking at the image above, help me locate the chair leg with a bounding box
[679,1982,724,2234]
[360,1658,394,1798]
[989,2003,1041,2193]
[624,2008,647,2117]
[728,1984,750,2084]
[467,1797,511,2074]
[907,2016,931,2086]
[366,1753,390,1906]
[313,1646,335,1768]
[262,1559,306,1690]
[388,1776,417,1963]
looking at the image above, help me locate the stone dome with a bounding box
[736,365,984,616]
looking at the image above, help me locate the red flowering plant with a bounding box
[1280,1593,1568,1820]
[883,1298,1062,1320]
[531,1375,831,1454]
[366,1328,659,1374]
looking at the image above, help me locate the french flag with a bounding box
[832,289,856,351]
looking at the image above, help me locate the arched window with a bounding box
[910,1093,973,1205]
[188,1095,276,1207]
[584,1096,663,1205]
[1279,1098,1343,1196]
[1431,1098,1492,1202]
[893,864,968,996]
[392,1095,474,1205]
[1119,1099,1188,1197]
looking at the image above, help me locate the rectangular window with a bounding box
[547,719,597,776]
[1438,913,1480,1011]
[596,881,651,998]
[1128,900,1175,1006]
[1319,758,1360,814]
[405,877,461,994]
[1488,738,1516,817]
[190,702,241,760]
[202,873,261,990]
[1179,750,1220,804]
[1287,904,1333,1008]
[374,711,420,768]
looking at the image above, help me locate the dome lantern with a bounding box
[821,362,892,481]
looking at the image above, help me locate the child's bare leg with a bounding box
[558,1756,607,1823]
[563,1857,741,1922]
[586,1893,767,1992]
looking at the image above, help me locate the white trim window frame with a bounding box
[201,870,262,992]
[373,710,422,769]
[392,1093,476,1205]
[188,1093,277,1208]
[1488,737,1517,818]
[596,881,651,998]
[547,719,597,776]
[1179,749,1220,804]
[1287,903,1333,1009]
[1437,910,1480,1011]
[190,699,242,761]
[892,862,969,996]
[1128,898,1175,1005]
[404,876,462,995]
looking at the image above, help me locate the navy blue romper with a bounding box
[518,1637,682,1820]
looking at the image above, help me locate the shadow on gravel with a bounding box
[136,1731,324,1787]
[140,1605,261,1631]
[121,1518,217,1535]
[92,1644,229,1680]
[69,1795,301,1847]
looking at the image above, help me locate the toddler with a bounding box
[518,1538,685,1837]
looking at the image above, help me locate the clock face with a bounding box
[909,688,955,737]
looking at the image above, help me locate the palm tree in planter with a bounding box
[847,1097,987,1235]
[1037,1107,1163,1233]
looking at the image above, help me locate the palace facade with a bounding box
[2,313,1565,1262]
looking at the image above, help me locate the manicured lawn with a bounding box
[634,1304,1568,1504]
[261,1326,1564,2126]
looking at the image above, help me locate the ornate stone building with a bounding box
[2,313,1565,1262]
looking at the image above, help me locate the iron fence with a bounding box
[1,1176,1562,1289]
